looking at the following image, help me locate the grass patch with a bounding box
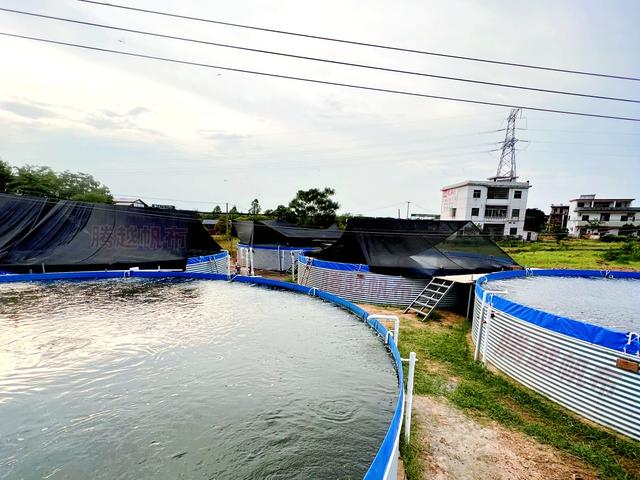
[500,239,640,270]
[213,235,238,259]
[400,419,426,480]
[398,318,640,480]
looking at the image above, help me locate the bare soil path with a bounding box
[413,395,596,480]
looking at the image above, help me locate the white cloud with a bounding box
[0,0,638,215]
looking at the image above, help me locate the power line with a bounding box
[522,127,640,137]
[3,7,638,104]
[95,148,496,175]
[3,32,640,123]
[76,0,640,82]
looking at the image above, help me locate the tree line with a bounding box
[212,187,344,233]
[0,159,113,204]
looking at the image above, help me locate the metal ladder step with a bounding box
[404,278,455,320]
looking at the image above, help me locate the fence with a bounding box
[237,244,316,272]
[0,269,411,479]
[473,269,640,441]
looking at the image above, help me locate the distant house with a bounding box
[567,194,639,237]
[151,203,176,211]
[410,213,440,220]
[113,197,148,208]
[440,179,532,238]
[548,204,569,230]
[202,219,218,234]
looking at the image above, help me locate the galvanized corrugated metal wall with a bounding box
[472,295,640,441]
[297,262,430,307]
[185,253,230,275]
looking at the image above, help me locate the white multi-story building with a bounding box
[567,194,639,237]
[440,180,531,237]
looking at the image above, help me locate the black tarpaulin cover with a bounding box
[233,220,342,247]
[312,217,518,277]
[0,193,221,273]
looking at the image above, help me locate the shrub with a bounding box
[602,240,640,263]
[600,235,626,243]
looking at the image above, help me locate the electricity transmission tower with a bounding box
[489,108,521,181]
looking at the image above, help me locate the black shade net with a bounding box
[312,217,518,278]
[0,193,221,273]
[233,220,342,247]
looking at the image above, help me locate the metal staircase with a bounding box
[404,278,455,320]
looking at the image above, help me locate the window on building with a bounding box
[450,208,457,218]
[509,227,518,235]
[511,209,520,218]
[582,215,589,221]
[472,189,481,199]
[513,190,522,199]
[600,213,610,221]
[485,206,507,218]
[621,215,628,222]
[471,208,479,216]
[487,187,509,199]
[577,202,584,207]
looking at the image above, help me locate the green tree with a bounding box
[524,208,546,232]
[0,159,13,193]
[215,214,229,235]
[212,205,223,218]
[266,204,295,222]
[550,224,569,243]
[5,163,112,203]
[249,198,261,217]
[288,187,339,227]
[9,165,60,198]
[58,170,112,203]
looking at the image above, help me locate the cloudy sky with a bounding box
[1,0,639,216]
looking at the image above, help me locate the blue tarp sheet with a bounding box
[298,255,370,272]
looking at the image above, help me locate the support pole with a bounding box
[466,283,474,320]
[473,288,507,362]
[482,296,494,367]
[249,248,255,276]
[404,352,416,444]
[473,290,489,362]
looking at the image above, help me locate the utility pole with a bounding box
[225,202,231,254]
[489,108,521,182]
[406,201,411,220]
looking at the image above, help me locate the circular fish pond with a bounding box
[0,279,397,479]
[486,273,640,331]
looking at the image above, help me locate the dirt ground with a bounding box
[359,304,599,480]
[412,395,597,480]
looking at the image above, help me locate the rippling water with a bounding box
[487,276,640,331]
[0,279,397,479]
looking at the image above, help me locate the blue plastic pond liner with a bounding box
[298,255,371,272]
[0,270,404,480]
[186,251,230,265]
[477,269,640,356]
